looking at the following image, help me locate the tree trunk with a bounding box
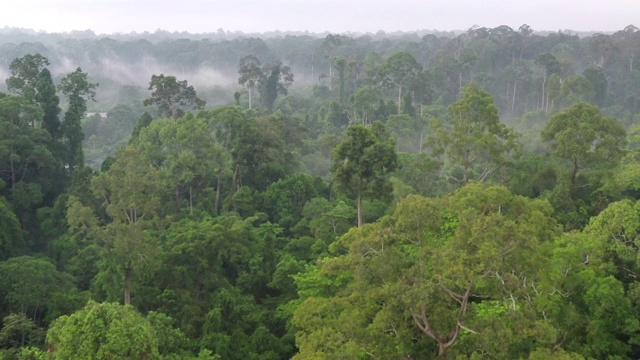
[248,88,253,109]
[541,73,546,111]
[124,270,131,305]
[124,287,131,305]
[511,80,517,113]
[215,173,222,214]
[398,85,403,113]
[228,164,241,212]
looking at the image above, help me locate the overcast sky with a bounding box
[1,0,638,34]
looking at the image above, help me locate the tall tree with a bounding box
[137,113,224,214]
[35,68,61,140]
[143,74,205,119]
[429,84,518,185]
[238,55,263,109]
[331,122,397,227]
[542,102,626,188]
[90,146,163,305]
[5,54,50,102]
[614,25,640,73]
[379,52,423,113]
[293,183,561,358]
[535,54,561,111]
[59,67,98,171]
[333,56,347,104]
[259,61,293,112]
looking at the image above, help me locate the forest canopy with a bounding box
[1,24,640,359]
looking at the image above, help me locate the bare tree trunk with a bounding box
[541,73,546,111]
[124,271,131,305]
[511,80,517,113]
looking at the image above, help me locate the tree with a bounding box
[429,84,518,185]
[588,33,613,69]
[0,256,76,322]
[379,52,423,113]
[333,56,347,103]
[90,146,164,305]
[347,88,377,126]
[5,54,50,102]
[321,34,343,90]
[143,74,205,119]
[614,25,640,73]
[259,61,293,112]
[293,183,562,358]
[35,68,61,140]
[0,196,25,260]
[137,113,224,214]
[331,122,397,227]
[59,67,98,171]
[238,55,262,109]
[542,102,626,188]
[46,301,161,359]
[128,112,153,145]
[535,54,561,111]
[583,66,607,107]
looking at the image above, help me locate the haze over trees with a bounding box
[2,24,640,359]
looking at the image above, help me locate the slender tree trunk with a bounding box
[189,186,193,215]
[215,173,222,214]
[511,80,517,113]
[124,270,131,305]
[248,88,253,109]
[398,85,403,113]
[228,164,240,212]
[541,73,546,111]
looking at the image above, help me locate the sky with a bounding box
[1,0,638,35]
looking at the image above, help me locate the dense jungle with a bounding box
[1,24,640,359]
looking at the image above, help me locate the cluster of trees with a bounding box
[1,24,640,358]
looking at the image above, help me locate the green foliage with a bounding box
[34,68,60,140]
[259,61,294,112]
[331,122,397,227]
[3,28,640,360]
[46,301,160,359]
[137,113,224,214]
[0,198,25,260]
[379,51,424,112]
[293,183,562,358]
[542,102,627,229]
[59,67,98,171]
[143,74,205,119]
[429,84,518,185]
[5,54,50,102]
[0,256,76,324]
[0,313,45,350]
